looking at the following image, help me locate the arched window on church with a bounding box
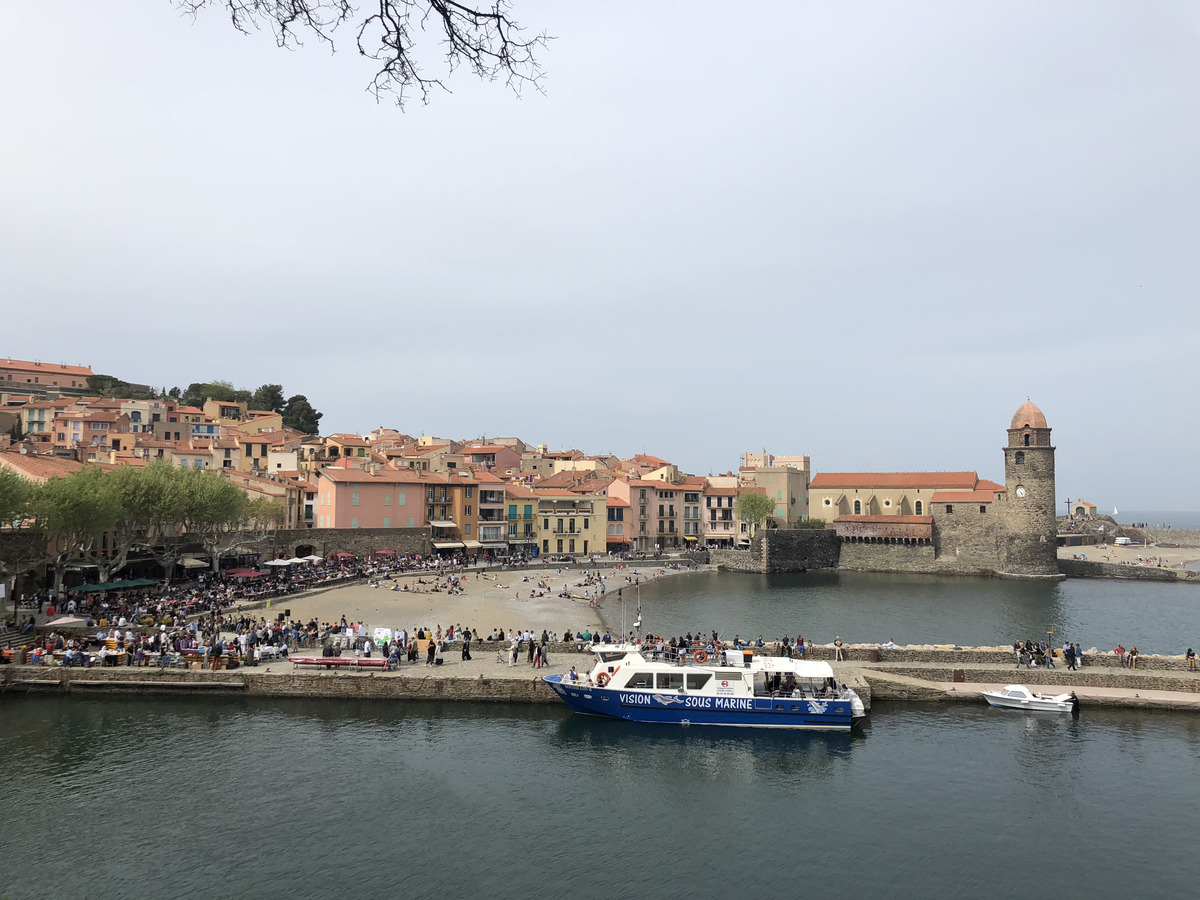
[853,500,861,515]
[1015,451,1025,465]
[915,501,922,515]
[1023,434,1031,447]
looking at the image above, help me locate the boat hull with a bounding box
[544,675,855,731]
[981,693,1075,713]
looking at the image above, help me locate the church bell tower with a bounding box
[999,400,1060,578]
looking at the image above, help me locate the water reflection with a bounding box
[612,570,1200,653]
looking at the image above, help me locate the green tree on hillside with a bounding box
[282,395,323,434]
[250,384,286,414]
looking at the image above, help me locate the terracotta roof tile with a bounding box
[810,472,980,490]
[929,491,997,503]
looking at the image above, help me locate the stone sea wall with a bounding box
[3,666,558,703]
[1058,559,1200,582]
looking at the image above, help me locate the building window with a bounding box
[524,505,532,520]
[384,493,390,506]
[351,517,359,528]
[383,517,390,528]
[824,499,831,506]
[945,505,953,514]
[884,499,891,508]
[465,487,473,498]
[465,524,471,535]
[509,505,517,520]
[980,505,987,514]
[407,517,415,527]
[853,500,861,515]
[556,539,563,553]
[351,492,359,507]
[1024,434,1031,447]
[465,505,472,516]
[1015,451,1025,465]
[915,501,923,515]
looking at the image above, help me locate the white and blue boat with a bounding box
[543,643,866,731]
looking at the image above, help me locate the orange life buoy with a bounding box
[693,650,708,664]
[596,672,610,686]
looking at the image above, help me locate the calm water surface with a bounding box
[1,697,1198,899]
[606,570,1200,653]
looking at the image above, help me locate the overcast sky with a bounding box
[2,1,1197,509]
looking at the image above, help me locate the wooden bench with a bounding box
[291,655,356,670]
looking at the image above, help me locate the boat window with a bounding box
[686,673,712,690]
[626,672,654,688]
[716,671,744,683]
[599,652,624,663]
[656,673,684,690]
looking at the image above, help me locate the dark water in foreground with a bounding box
[605,570,1200,654]
[1,697,1199,899]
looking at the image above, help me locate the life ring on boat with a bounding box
[596,672,610,686]
[693,650,708,664]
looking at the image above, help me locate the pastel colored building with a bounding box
[314,465,426,530]
[536,488,606,558]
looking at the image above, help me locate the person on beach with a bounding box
[1186,648,1195,670]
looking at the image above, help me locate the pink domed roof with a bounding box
[1010,400,1048,430]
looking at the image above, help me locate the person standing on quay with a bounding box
[834,636,844,662]
[1186,648,1196,670]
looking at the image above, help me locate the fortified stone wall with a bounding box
[710,550,763,573]
[837,542,942,574]
[761,530,840,572]
[931,510,1003,573]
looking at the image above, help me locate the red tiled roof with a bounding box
[0,452,84,481]
[833,515,934,524]
[0,358,94,378]
[929,491,997,503]
[976,479,1005,493]
[810,472,979,490]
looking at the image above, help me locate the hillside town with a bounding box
[0,357,821,565]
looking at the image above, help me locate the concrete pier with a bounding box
[5,644,1200,714]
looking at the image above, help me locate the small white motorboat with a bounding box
[981,684,1080,713]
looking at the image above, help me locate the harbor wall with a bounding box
[1058,559,1200,582]
[2,666,557,703]
[711,531,839,573]
[865,667,1200,699]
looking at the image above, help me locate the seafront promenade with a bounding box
[6,641,1200,714]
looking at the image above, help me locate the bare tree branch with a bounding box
[176,0,551,108]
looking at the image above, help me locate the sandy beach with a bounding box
[273,562,698,638]
[1057,542,1200,569]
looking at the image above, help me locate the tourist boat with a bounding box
[543,643,867,731]
[980,684,1080,713]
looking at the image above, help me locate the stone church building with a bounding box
[808,401,1061,579]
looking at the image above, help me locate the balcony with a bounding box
[478,511,506,523]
